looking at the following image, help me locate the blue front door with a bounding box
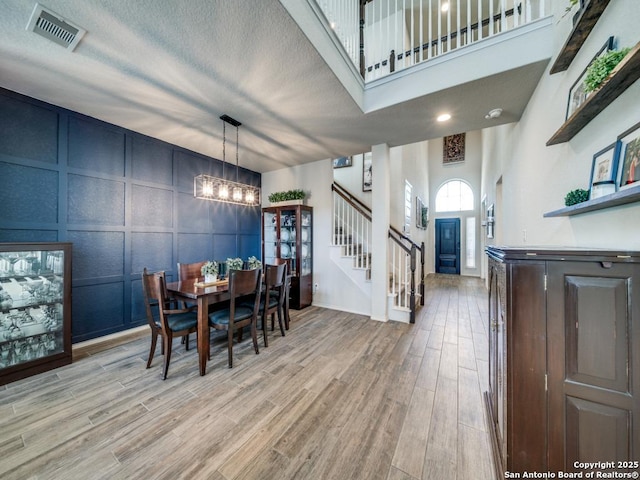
[435,218,460,274]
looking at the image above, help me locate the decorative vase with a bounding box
[204,274,217,283]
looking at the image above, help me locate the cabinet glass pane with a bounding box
[0,249,66,369]
[263,211,277,265]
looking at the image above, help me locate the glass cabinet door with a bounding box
[0,243,71,384]
[279,209,297,275]
[300,209,312,276]
[263,210,277,265]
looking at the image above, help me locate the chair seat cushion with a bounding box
[166,311,198,332]
[209,306,254,326]
[243,296,278,313]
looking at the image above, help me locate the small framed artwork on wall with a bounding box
[616,121,640,191]
[363,152,372,192]
[443,133,465,164]
[333,156,352,168]
[589,143,617,199]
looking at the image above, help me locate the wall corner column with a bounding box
[370,143,390,322]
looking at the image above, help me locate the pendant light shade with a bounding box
[194,115,260,206]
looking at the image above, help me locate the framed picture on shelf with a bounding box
[566,36,615,120]
[616,121,640,191]
[333,156,352,168]
[363,152,372,192]
[588,142,618,199]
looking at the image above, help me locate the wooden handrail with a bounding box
[332,181,425,318]
[371,7,517,73]
[332,182,372,222]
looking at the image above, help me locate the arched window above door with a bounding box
[435,180,474,212]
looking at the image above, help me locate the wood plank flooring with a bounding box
[0,274,494,480]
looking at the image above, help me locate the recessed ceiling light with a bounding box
[437,113,451,122]
[441,2,450,12]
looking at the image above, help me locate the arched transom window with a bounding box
[435,180,474,212]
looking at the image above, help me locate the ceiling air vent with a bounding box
[26,3,86,51]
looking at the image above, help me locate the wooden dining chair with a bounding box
[176,261,207,346]
[177,261,206,282]
[208,268,262,368]
[142,268,198,379]
[257,262,287,347]
[272,258,292,330]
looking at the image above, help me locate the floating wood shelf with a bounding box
[550,0,612,74]
[547,41,640,146]
[543,184,640,217]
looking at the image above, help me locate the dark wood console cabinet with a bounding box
[485,246,640,478]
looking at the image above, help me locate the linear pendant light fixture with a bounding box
[194,115,260,206]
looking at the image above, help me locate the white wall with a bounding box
[481,0,640,250]
[333,152,372,209]
[262,158,372,315]
[428,130,483,277]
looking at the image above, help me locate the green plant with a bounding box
[201,261,218,276]
[564,188,589,206]
[268,189,306,203]
[226,257,244,272]
[247,256,262,270]
[584,48,631,93]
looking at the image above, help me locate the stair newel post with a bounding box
[420,241,425,306]
[409,244,416,324]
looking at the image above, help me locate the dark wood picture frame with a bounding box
[566,36,614,120]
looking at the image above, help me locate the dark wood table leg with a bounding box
[197,296,208,375]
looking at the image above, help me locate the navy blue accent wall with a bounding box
[0,88,261,342]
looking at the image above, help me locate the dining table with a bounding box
[165,277,230,376]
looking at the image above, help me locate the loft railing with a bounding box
[316,0,549,82]
[332,182,424,323]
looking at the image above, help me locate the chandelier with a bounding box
[194,114,260,206]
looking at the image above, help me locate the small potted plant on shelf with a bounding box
[564,188,589,207]
[226,257,244,274]
[201,261,218,283]
[247,256,262,270]
[584,47,631,94]
[268,189,306,206]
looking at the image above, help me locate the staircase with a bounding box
[331,182,424,323]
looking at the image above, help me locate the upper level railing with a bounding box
[316,0,549,82]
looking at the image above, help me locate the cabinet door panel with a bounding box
[547,262,639,471]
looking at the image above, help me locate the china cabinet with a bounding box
[0,242,72,385]
[485,246,640,478]
[262,205,312,309]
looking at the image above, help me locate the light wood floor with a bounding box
[0,274,494,480]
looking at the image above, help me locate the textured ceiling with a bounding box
[0,1,550,173]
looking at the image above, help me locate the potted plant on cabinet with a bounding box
[268,189,306,206]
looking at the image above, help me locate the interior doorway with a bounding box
[435,218,461,274]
